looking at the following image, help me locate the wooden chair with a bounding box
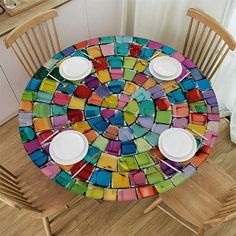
[0,164,83,236]
[183,8,235,80]
[4,9,61,77]
[144,159,236,235]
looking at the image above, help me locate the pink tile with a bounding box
[171,52,185,62]
[110,69,123,80]
[129,171,146,186]
[101,44,115,56]
[118,188,137,201]
[87,37,100,46]
[147,40,163,49]
[41,161,61,179]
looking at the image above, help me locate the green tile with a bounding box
[134,138,152,153]
[92,136,109,151]
[21,90,36,101]
[118,156,139,171]
[124,69,136,81]
[33,103,51,117]
[155,110,172,124]
[155,180,175,193]
[67,179,88,195]
[123,57,137,69]
[136,152,154,168]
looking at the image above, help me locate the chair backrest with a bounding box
[183,8,235,80]
[0,165,40,213]
[205,184,236,226]
[4,9,61,77]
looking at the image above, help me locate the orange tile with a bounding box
[20,101,33,112]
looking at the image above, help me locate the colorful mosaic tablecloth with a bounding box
[19,36,220,201]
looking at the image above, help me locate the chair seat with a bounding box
[16,162,82,218]
[160,160,235,227]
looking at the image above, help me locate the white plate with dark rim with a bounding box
[149,56,182,81]
[158,128,197,162]
[59,57,92,81]
[49,130,89,165]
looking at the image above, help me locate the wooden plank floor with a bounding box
[0,117,236,236]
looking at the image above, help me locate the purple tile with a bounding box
[101,109,116,120]
[95,85,111,97]
[85,76,100,89]
[24,139,41,153]
[206,97,217,105]
[172,118,188,128]
[52,115,68,129]
[137,116,154,129]
[119,127,133,141]
[202,90,215,99]
[147,40,163,50]
[182,59,196,68]
[19,112,33,127]
[148,85,165,99]
[152,124,170,134]
[106,140,121,156]
[160,159,183,176]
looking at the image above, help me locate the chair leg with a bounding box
[42,217,52,236]
[144,197,162,214]
[198,225,206,236]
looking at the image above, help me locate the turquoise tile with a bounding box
[116,36,133,43]
[100,36,116,44]
[35,91,54,103]
[133,37,148,46]
[53,171,72,188]
[144,132,159,146]
[139,100,155,116]
[130,123,148,138]
[107,56,123,68]
[51,105,67,116]
[115,43,129,56]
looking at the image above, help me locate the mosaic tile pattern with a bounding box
[19,36,220,201]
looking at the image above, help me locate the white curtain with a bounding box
[121,0,236,143]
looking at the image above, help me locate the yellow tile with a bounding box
[104,189,117,201]
[86,184,104,199]
[188,123,206,136]
[134,60,146,72]
[58,164,73,171]
[97,153,117,171]
[68,96,85,109]
[161,80,179,93]
[101,94,118,108]
[72,121,91,133]
[97,69,111,83]
[87,46,102,58]
[123,112,137,125]
[112,172,130,188]
[123,82,138,95]
[34,118,52,132]
[39,78,58,93]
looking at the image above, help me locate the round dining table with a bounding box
[18,36,220,201]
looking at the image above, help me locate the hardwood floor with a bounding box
[0,117,236,236]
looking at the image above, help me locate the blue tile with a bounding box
[121,141,137,155]
[30,150,48,167]
[62,46,76,56]
[161,45,176,55]
[197,79,212,91]
[90,169,112,187]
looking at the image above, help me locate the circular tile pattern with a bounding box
[19,36,220,201]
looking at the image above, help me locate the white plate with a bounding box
[158,128,197,162]
[49,130,89,165]
[59,57,92,81]
[149,56,182,80]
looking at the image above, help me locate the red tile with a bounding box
[130,44,142,57]
[74,41,87,49]
[67,109,84,122]
[155,98,170,110]
[74,84,92,99]
[187,88,203,102]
